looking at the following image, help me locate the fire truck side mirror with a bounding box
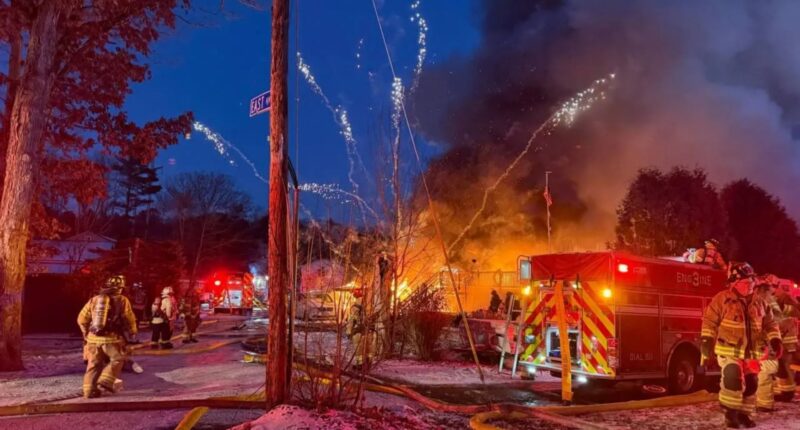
[518,257,532,283]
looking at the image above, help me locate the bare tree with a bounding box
[160,172,253,286]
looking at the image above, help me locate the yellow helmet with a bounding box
[105,275,126,289]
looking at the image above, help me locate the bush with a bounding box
[407,311,453,361]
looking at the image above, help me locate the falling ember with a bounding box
[447,73,617,252]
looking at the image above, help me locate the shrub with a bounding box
[407,311,453,361]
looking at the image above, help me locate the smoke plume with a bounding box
[413,0,800,269]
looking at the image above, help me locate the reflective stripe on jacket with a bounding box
[78,294,138,344]
[774,295,799,351]
[702,289,780,359]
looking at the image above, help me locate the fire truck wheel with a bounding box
[668,351,701,394]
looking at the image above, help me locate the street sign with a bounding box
[249,91,271,117]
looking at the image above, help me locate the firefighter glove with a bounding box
[700,336,714,364]
[770,338,783,359]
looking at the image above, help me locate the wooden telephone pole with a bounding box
[267,0,290,408]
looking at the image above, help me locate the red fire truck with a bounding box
[210,271,256,315]
[510,251,728,394]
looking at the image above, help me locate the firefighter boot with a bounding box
[161,342,174,350]
[85,389,102,399]
[737,413,756,429]
[724,408,741,429]
[775,391,795,402]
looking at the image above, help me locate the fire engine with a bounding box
[507,251,728,394]
[210,271,256,315]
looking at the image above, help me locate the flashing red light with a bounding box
[214,280,222,287]
[617,263,629,273]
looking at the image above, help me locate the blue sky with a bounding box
[125,0,481,213]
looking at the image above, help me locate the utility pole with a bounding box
[267,0,289,408]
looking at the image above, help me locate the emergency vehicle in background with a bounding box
[507,251,728,394]
[209,271,258,314]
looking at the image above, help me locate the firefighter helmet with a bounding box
[758,273,780,287]
[728,262,755,282]
[105,275,125,290]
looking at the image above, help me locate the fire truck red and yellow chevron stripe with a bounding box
[518,282,615,376]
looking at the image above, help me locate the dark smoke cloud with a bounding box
[413,0,800,269]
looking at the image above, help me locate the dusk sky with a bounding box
[124,1,480,213]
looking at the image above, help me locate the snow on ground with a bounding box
[0,317,263,407]
[374,359,506,385]
[372,359,559,387]
[231,393,470,430]
[579,398,800,430]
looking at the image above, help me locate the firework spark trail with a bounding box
[193,121,269,184]
[296,52,368,196]
[410,0,428,94]
[296,52,373,226]
[299,182,380,221]
[193,121,237,167]
[447,73,617,253]
[355,38,365,70]
[390,77,404,203]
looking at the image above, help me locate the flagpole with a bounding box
[546,171,552,252]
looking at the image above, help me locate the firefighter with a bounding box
[772,276,799,401]
[77,275,138,398]
[701,263,782,428]
[347,287,374,370]
[754,276,783,412]
[489,290,502,314]
[181,287,202,344]
[151,286,178,349]
[694,239,727,270]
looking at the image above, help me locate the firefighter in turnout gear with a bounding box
[693,239,727,270]
[347,287,375,370]
[701,263,782,428]
[755,274,800,409]
[151,286,178,349]
[181,287,202,344]
[77,276,138,398]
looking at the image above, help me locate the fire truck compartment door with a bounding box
[224,290,243,308]
[619,313,660,372]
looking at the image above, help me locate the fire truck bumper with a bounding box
[522,361,617,380]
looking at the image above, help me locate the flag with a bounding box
[543,185,553,207]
